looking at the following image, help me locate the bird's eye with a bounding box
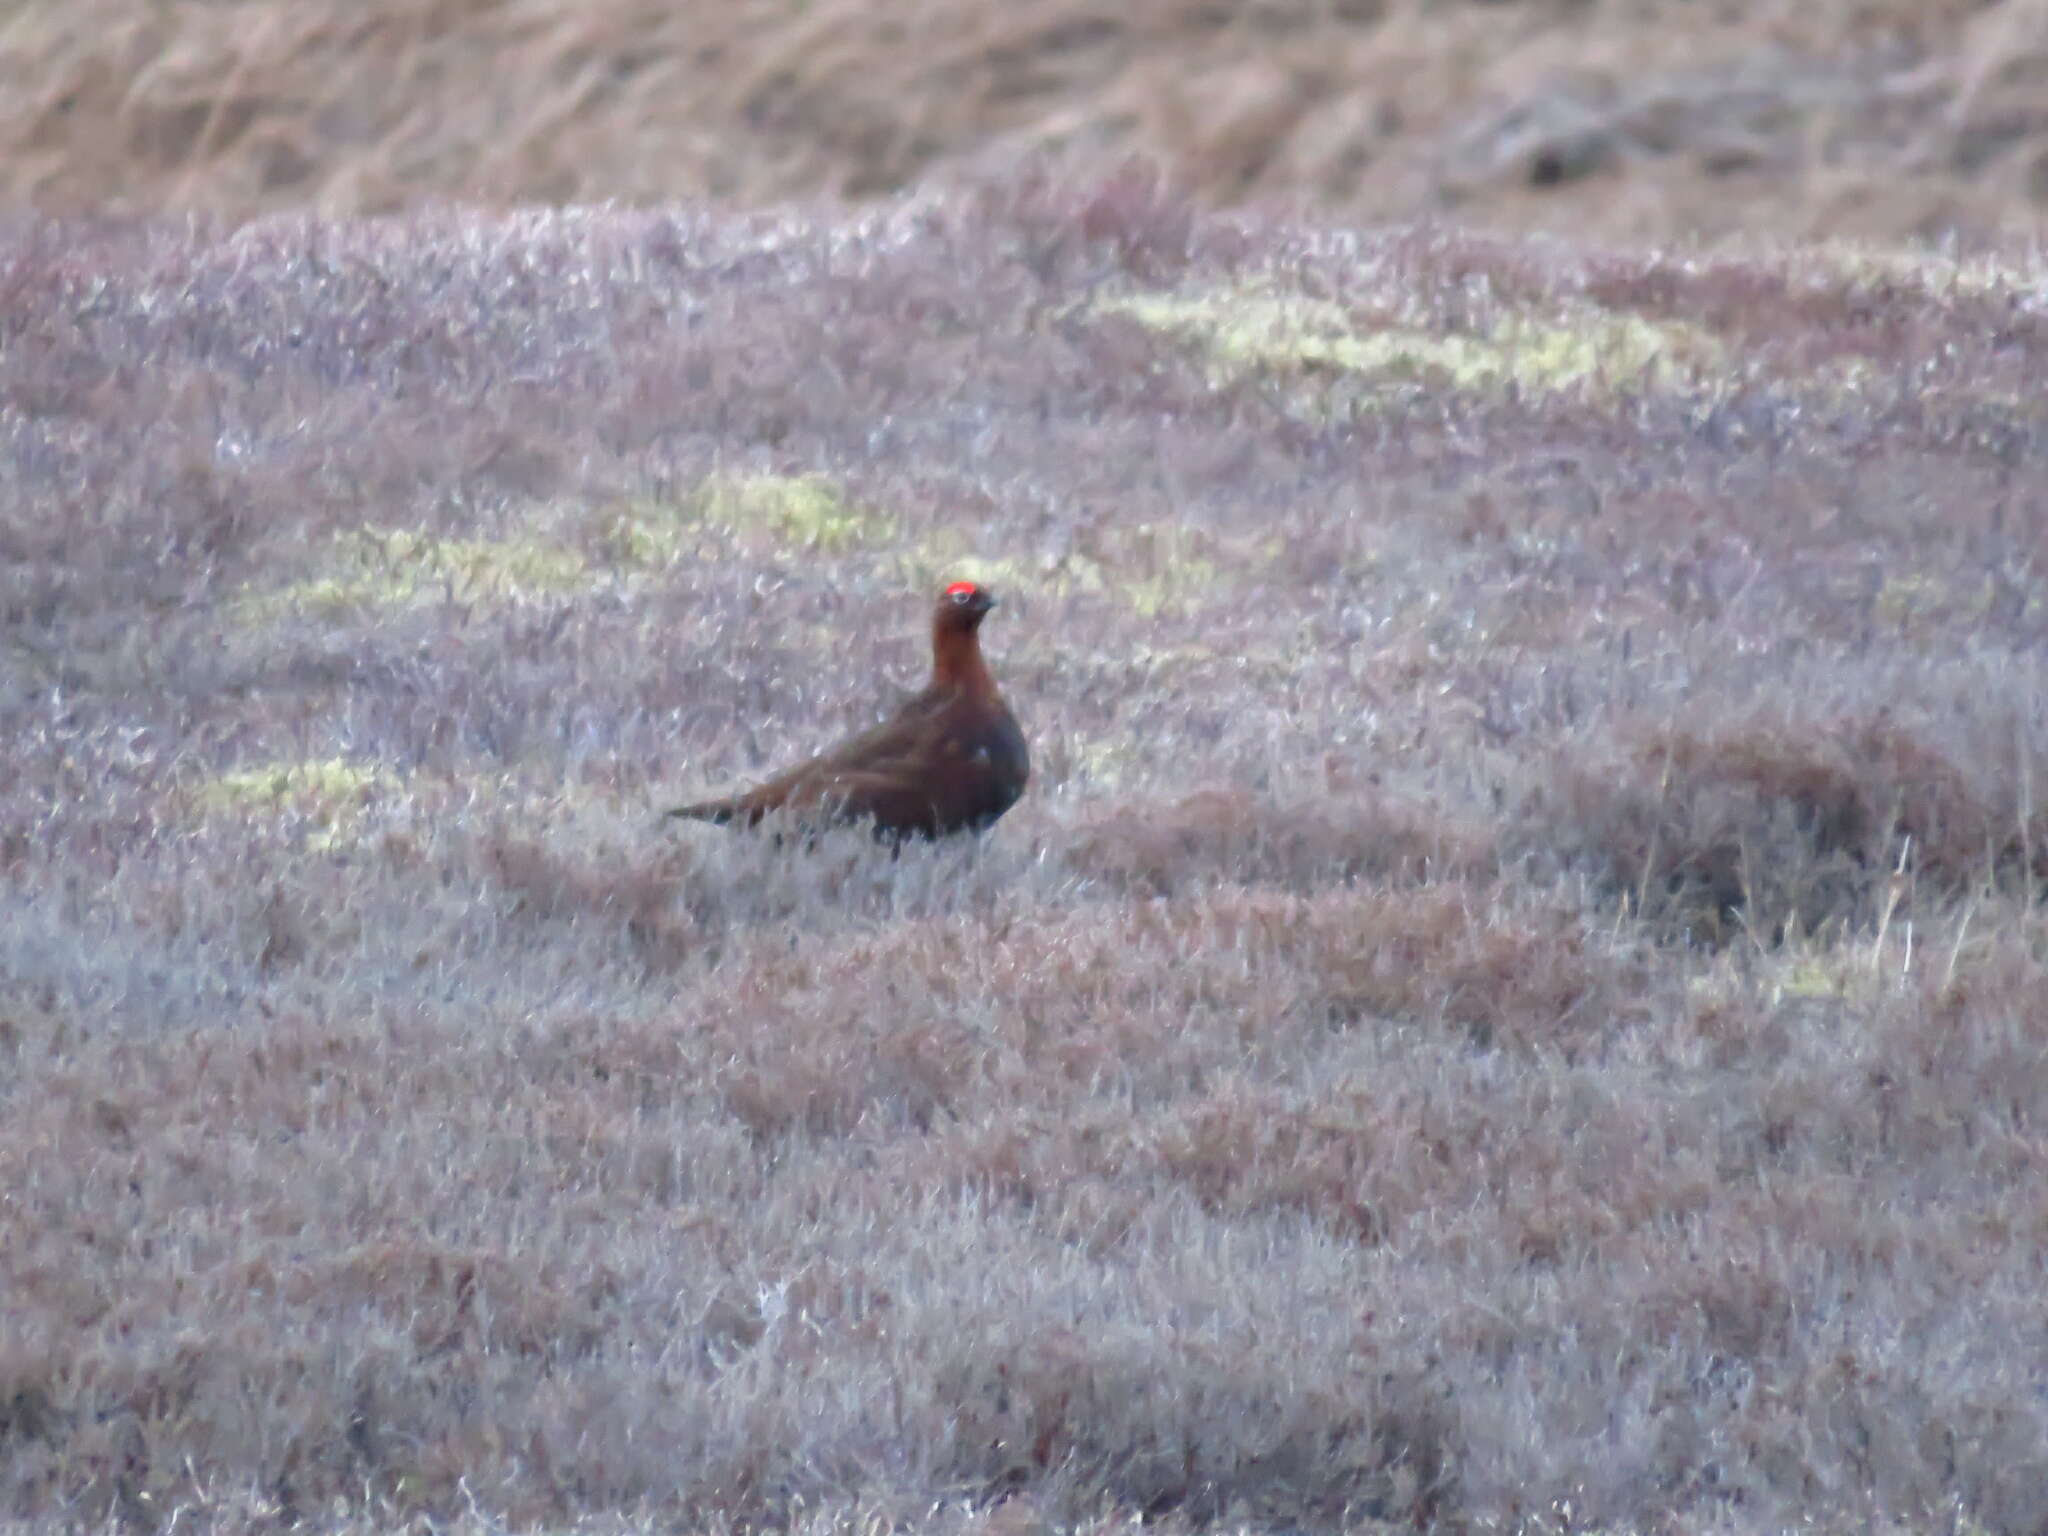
[952,590,972,604]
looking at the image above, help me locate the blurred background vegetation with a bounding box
[4,0,2044,245]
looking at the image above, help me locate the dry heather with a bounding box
[7,170,2048,1532]
[6,0,2048,245]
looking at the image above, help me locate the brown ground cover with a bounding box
[5,169,2048,1531]
[4,0,2048,245]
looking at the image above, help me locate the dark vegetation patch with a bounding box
[1525,676,2048,942]
[5,177,2048,1531]
[1066,787,1496,897]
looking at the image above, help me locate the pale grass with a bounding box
[3,0,2048,248]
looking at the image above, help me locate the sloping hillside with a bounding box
[3,0,2047,245]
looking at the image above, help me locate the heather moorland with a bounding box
[7,1,2048,1531]
[5,171,2048,1532]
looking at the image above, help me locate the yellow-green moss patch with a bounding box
[1802,241,2040,303]
[1864,570,2042,637]
[250,527,589,619]
[905,526,1272,620]
[602,473,894,569]
[1048,731,1148,790]
[193,758,390,849]
[1103,285,1724,411]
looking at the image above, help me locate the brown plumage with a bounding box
[666,581,1029,842]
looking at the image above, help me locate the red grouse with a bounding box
[667,581,1029,842]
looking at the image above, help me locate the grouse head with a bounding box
[935,579,997,632]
